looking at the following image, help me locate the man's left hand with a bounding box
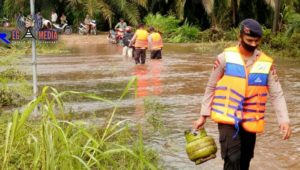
[279,123,291,140]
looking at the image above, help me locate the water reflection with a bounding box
[149,60,163,96]
[134,65,149,98]
[133,60,163,116]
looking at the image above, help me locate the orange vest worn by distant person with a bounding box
[135,29,148,48]
[211,46,273,133]
[150,32,163,50]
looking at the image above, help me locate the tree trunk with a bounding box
[231,0,238,27]
[272,0,280,34]
[211,13,217,28]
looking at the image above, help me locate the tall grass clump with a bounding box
[0,77,161,169]
[0,57,31,108]
[144,13,180,36]
[169,23,199,43]
[144,13,202,43]
[143,98,168,135]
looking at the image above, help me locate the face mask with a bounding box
[241,39,257,52]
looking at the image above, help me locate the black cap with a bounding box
[240,19,262,37]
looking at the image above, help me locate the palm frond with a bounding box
[84,0,98,17]
[130,0,148,9]
[202,0,214,15]
[96,0,114,28]
[265,0,275,9]
[121,2,141,25]
[67,0,83,8]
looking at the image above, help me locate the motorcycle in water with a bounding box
[107,29,117,44]
[1,17,11,27]
[78,20,96,35]
[52,21,72,34]
[107,28,124,45]
[115,28,124,45]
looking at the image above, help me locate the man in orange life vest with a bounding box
[130,23,149,64]
[148,26,163,59]
[194,19,291,170]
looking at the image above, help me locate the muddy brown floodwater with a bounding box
[22,35,300,170]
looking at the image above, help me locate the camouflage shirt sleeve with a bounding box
[268,65,290,124]
[200,52,226,116]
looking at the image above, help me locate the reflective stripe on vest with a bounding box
[150,32,163,49]
[135,29,148,48]
[211,46,273,133]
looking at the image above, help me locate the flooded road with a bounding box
[23,35,300,170]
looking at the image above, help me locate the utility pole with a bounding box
[30,0,38,115]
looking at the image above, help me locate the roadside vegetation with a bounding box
[0,79,161,169]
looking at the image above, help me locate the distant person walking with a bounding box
[148,27,163,59]
[84,14,92,34]
[114,18,127,31]
[130,24,149,64]
[51,10,58,23]
[122,26,134,58]
[60,13,67,25]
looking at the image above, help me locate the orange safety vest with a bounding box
[135,29,148,48]
[150,32,163,50]
[211,46,273,133]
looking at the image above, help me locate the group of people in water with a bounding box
[115,18,164,65]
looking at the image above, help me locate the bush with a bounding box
[198,28,224,42]
[0,68,25,81]
[261,33,300,59]
[198,29,211,42]
[270,33,289,49]
[0,87,25,107]
[223,28,239,41]
[144,13,180,36]
[0,67,30,108]
[261,27,272,44]
[169,23,199,43]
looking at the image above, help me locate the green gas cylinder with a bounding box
[184,128,217,165]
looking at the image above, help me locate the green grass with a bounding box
[0,77,161,169]
[0,67,31,108]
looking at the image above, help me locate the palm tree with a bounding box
[272,0,280,33]
[231,0,239,26]
[175,0,187,20]
[202,0,232,28]
[66,0,147,28]
[201,0,215,27]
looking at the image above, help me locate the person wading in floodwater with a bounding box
[194,18,292,170]
[130,23,149,64]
